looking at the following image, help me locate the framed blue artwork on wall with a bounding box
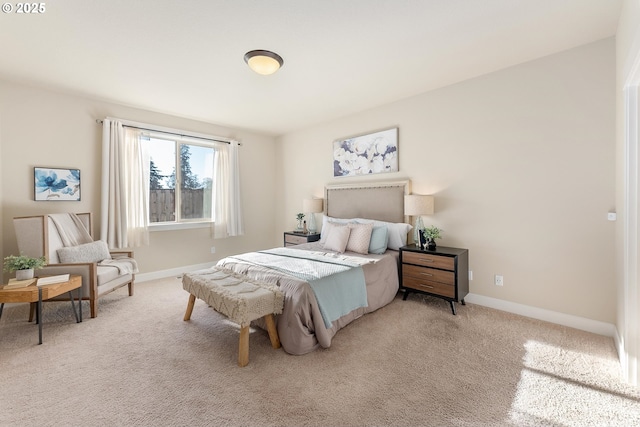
[34,167,81,201]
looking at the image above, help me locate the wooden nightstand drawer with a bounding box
[402,251,454,270]
[402,264,454,285]
[283,232,320,246]
[402,276,455,298]
[285,234,309,245]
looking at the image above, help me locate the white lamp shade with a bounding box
[404,194,434,216]
[303,198,324,213]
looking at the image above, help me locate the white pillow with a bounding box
[355,218,412,250]
[57,240,112,263]
[346,222,374,255]
[322,215,411,250]
[323,226,351,253]
[320,217,350,243]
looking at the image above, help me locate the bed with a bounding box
[216,180,412,355]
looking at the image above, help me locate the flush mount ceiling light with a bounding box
[244,50,284,75]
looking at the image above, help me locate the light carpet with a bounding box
[1,276,639,426]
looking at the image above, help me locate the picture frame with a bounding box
[333,127,398,177]
[34,167,81,201]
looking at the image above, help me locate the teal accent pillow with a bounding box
[368,225,389,254]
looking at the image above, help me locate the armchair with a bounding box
[13,213,136,318]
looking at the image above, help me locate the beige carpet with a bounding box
[1,276,639,427]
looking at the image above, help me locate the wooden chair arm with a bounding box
[110,251,134,259]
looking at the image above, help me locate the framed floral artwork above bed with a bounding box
[34,167,81,201]
[333,127,398,177]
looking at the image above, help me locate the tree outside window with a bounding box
[148,136,215,223]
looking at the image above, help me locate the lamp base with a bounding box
[414,216,424,246]
[308,213,318,234]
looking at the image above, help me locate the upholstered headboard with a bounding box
[324,180,410,223]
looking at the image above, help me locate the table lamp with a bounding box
[303,198,324,234]
[404,194,435,246]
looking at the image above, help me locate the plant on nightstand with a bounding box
[3,254,47,280]
[296,213,305,231]
[421,226,442,251]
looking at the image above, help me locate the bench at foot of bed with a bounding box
[182,267,285,367]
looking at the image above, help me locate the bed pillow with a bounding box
[355,218,412,250]
[57,240,112,263]
[346,222,374,255]
[320,217,350,243]
[368,225,389,254]
[323,226,351,253]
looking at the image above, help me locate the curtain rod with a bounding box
[96,119,239,145]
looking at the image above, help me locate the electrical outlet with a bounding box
[495,275,504,286]
[469,270,473,280]
[210,246,216,254]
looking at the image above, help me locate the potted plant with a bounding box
[296,213,305,231]
[421,226,442,251]
[3,254,47,280]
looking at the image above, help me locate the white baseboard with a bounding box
[465,293,617,338]
[135,262,216,283]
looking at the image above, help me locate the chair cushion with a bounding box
[96,265,124,286]
[57,241,112,264]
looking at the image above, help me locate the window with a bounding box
[101,117,243,248]
[148,135,216,224]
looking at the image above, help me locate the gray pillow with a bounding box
[368,225,389,254]
[57,240,112,263]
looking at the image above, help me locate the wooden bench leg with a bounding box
[238,325,249,367]
[264,313,281,349]
[184,294,196,321]
[29,302,36,322]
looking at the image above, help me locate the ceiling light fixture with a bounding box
[244,50,284,75]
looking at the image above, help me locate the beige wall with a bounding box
[0,81,278,278]
[277,38,616,324]
[0,37,618,327]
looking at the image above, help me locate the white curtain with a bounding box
[214,141,244,238]
[101,119,150,248]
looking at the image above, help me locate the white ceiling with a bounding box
[0,0,621,136]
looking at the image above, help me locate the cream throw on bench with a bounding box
[182,267,285,366]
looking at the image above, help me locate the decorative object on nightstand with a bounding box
[399,245,469,315]
[302,198,324,234]
[295,213,305,232]
[403,194,434,246]
[283,231,320,247]
[421,226,442,251]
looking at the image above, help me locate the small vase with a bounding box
[427,238,437,251]
[296,219,304,231]
[16,268,34,280]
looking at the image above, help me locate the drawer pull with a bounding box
[422,284,434,289]
[420,272,433,277]
[419,258,434,263]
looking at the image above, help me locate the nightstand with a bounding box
[283,231,320,247]
[399,245,469,315]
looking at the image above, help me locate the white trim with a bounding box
[135,261,217,283]
[623,84,640,385]
[465,293,617,338]
[149,221,213,232]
